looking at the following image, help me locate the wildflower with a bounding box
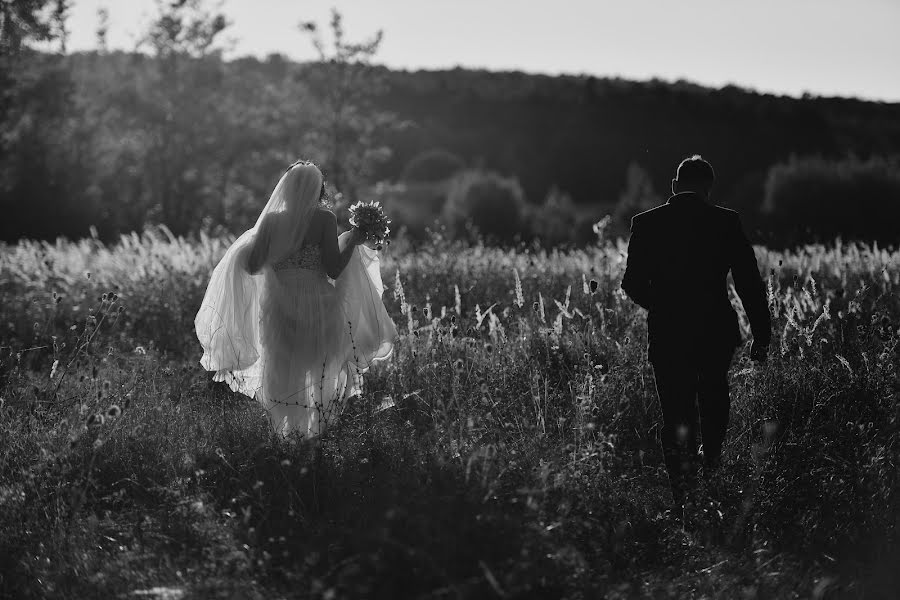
[86,413,105,427]
[453,358,464,372]
[377,396,396,412]
[592,215,611,241]
[513,269,524,308]
[93,438,103,450]
[280,459,291,467]
[393,269,406,306]
[49,359,59,379]
[106,404,121,418]
[133,346,146,355]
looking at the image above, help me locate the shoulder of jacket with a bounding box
[712,205,740,218]
[632,204,669,223]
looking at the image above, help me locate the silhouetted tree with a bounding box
[300,10,394,203]
[134,0,230,232]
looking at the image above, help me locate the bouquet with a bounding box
[348,201,391,249]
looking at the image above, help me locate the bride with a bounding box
[195,160,397,437]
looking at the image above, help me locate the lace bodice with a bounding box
[271,245,323,273]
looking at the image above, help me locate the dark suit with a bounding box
[621,191,770,501]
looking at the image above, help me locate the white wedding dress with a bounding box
[195,163,396,437]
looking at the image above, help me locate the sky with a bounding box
[63,0,900,102]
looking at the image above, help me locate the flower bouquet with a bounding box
[348,201,391,249]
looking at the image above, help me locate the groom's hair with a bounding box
[676,155,715,186]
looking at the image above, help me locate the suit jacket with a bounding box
[621,192,771,363]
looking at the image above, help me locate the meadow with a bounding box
[0,227,897,599]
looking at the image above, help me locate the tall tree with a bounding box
[0,0,80,240]
[135,0,230,232]
[300,9,394,203]
[0,0,68,55]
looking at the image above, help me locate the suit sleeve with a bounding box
[621,216,652,310]
[729,213,771,344]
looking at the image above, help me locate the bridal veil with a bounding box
[195,162,396,435]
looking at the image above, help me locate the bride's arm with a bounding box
[320,210,362,279]
[245,215,276,274]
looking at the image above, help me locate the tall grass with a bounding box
[1,228,897,598]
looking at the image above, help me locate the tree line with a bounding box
[1,1,899,247]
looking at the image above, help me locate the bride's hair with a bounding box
[287,159,332,208]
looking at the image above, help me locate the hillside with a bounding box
[2,51,900,243]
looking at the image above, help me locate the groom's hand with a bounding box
[750,339,769,363]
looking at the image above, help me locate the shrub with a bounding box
[763,155,900,246]
[442,169,527,244]
[527,187,581,246]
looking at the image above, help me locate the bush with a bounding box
[763,155,900,246]
[442,169,527,243]
[527,187,583,247]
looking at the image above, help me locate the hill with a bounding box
[2,51,900,244]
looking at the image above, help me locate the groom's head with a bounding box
[672,155,715,198]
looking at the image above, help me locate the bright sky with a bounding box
[64,0,900,102]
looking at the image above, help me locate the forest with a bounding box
[2,2,900,247]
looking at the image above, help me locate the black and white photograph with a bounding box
[1,1,898,598]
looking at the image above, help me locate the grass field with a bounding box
[1,228,898,599]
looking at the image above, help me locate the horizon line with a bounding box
[56,47,900,105]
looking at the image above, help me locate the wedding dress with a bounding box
[195,163,396,437]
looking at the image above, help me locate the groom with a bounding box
[621,155,771,507]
